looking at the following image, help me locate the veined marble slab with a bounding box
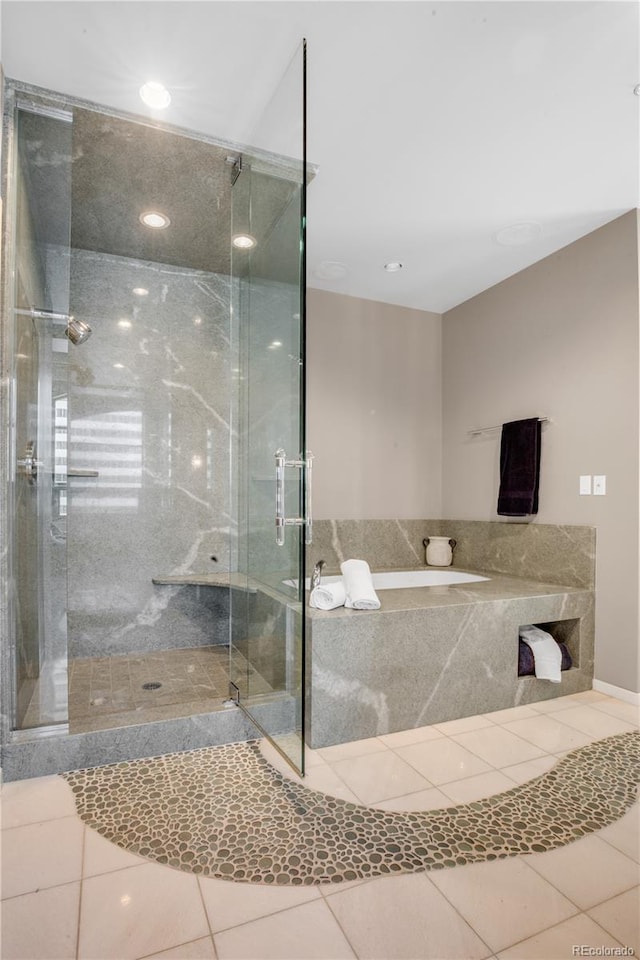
[306,570,594,748]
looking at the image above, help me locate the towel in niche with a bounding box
[519,624,562,682]
[497,417,541,517]
[518,638,572,677]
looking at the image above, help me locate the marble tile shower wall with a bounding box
[309,519,595,589]
[67,250,234,659]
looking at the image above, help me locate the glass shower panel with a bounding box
[10,105,73,730]
[230,42,307,774]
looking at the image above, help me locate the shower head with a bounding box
[64,316,92,345]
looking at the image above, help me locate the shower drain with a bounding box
[141,682,162,691]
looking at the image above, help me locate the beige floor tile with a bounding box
[1,774,77,829]
[432,714,495,736]
[258,740,327,780]
[591,697,640,726]
[213,897,356,959]
[569,690,608,704]
[378,724,444,747]
[553,705,636,738]
[296,764,362,804]
[496,913,623,959]
[395,737,492,785]
[528,695,582,714]
[144,939,217,960]
[596,805,640,863]
[588,887,640,953]
[198,874,320,932]
[501,715,593,754]
[440,770,516,804]
[304,746,329,768]
[329,750,432,804]
[373,786,455,811]
[429,857,577,953]
[317,736,389,762]
[0,880,80,959]
[78,862,209,959]
[1,816,84,899]
[83,826,146,877]
[324,872,491,959]
[525,834,640,909]
[500,755,559,785]
[481,705,539,724]
[452,726,546,768]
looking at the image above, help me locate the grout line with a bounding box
[75,824,86,960]
[195,876,219,959]
[137,936,217,960]
[495,909,625,957]
[517,846,640,915]
[418,870,497,959]
[204,889,324,937]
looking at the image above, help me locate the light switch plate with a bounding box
[593,475,606,496]
[579,475,592,495]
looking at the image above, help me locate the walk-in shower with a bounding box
[0,42,309,779]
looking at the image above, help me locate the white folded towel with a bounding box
[309,581,346,610]
[519,624,562,683]
[340,559,381,610]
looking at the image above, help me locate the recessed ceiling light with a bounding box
[140,211,170,229]
[493,221,542,246]
[193,315,203,326]
[139,81,171,109]
[113,363,125,369]
[384,262,403,272]
[118,319,132,329]
[313,260,348,280]
[132,287,149,297]
[232,234,256,249]
[268,340,283,349]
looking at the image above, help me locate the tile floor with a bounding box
[1,689,638,959]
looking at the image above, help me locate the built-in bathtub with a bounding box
[305,567,594,749]
[291,569,490,591]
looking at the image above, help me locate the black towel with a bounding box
[497,418,541,516]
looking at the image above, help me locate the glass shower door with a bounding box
[9,103,73,731]
[229,41,308,774]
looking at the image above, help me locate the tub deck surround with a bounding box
[305,570,594,749]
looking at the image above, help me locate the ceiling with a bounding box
[2,0,639,313]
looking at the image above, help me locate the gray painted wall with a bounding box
[307,212,639,695]
[442,211,639,693]
[307,289,442,520]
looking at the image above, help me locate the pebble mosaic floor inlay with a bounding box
[63,731,640,886]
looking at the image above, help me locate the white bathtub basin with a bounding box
[284,569,490,591]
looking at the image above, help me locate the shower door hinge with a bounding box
[227,155,242,186]
[224,681,240,708]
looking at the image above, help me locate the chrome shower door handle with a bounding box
[275,449,286,546]
[274,449,313,546]
[304,451,313,545]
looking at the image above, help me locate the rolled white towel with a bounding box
[309,581,346,610]
[519,624,562,683]
[340,559,381,610]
